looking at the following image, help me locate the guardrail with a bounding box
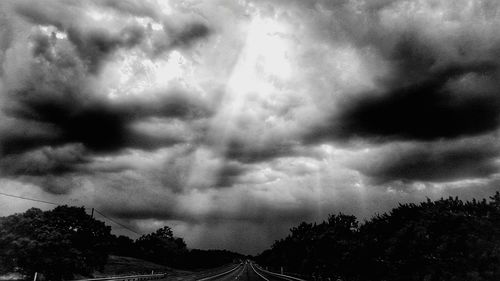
[254,265,308,281]
[72,273,166,281]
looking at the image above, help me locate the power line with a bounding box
[0,191,60,206]
[0,191,143,236]
[94,209,142,236]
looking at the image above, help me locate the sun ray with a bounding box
[185,14,293,189]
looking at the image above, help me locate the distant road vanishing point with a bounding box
[196,261,307,281]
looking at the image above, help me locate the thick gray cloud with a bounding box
[15,0,212,67]
[0,144,89,176]
[350,136,500,184]
[1,0,500,255]
[4,87,212,154]
[306,62,500,142]
[0,0,213,158]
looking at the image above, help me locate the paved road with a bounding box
[71,261,305,281]
[201,261,300,281]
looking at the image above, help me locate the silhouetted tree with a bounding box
[358,196,500,281]
[134,226,188,267]
[181,249,243,269]
[257,193,500,281]
[0,206,112,280]
[257,213,359,279]
[109,235,138,257]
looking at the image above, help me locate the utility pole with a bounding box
[91,208,94,218]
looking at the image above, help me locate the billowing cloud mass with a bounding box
[1,0,500,254]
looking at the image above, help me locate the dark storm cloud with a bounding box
[66,26,145,73]
[288,0,500,195]
[0,143,90,194]
[295,0,500,145]
[223,139,297,163]
[306,61,500,143]
[0,0,214,164]
[354,137,500,184]
[6,99,127,154]
[170,23,211,48]
[14,1,66,29]
[214,161,248,188]
[2,90,212,155]
[0,144,89,177]
[151,22,212,57]
[34,176,81,195]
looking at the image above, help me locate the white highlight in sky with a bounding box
[101,50,193,100]
[226,16,292,97]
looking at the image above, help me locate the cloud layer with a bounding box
[1,0,500,254]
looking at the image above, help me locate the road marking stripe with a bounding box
[249,262,269,281]
[197,264,242,281]
[235,263,246,280]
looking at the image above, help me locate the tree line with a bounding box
[256,193,500,281]
[0,206,242,280]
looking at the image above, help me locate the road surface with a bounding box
[196,261,305,281]
[71,262,305,281]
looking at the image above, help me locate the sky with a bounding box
[1,0,500,255]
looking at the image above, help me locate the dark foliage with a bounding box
[180,249,244,270]
[0,207,244,279]
[0,206,112,280]
[109,235,139,257]
[134,226,188,268]
[132,227,244,270]
[257,193,500,281]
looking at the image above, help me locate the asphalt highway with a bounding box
[198,261,302,281]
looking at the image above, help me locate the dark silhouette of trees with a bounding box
[257,193,500,281]
[0,207,244,279]
[134,226,188,267]
[133,227,244,269]
[109,235,138,257]
[357,196,500,281]
[180,249,243,269]
[257,213,360,280]
[0,206,112,280]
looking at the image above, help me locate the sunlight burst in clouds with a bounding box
[184,15,294,190]
[214,14,293,144]
[226,16,292,96]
